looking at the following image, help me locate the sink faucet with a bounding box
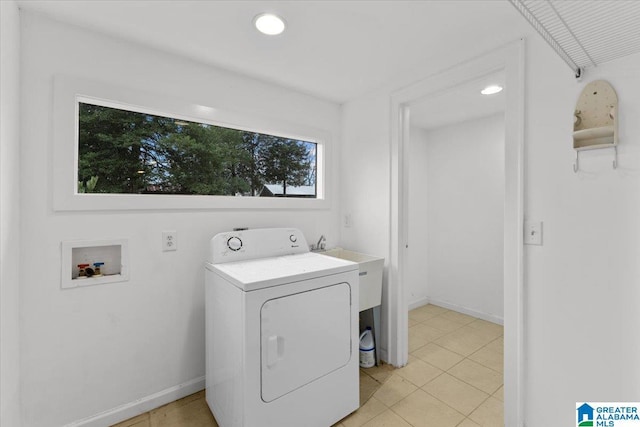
[315,235,326,251]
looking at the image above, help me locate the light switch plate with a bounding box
[524,221,543,245]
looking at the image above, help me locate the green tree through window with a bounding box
[78,103,317,197]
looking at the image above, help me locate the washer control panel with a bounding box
[209,228,309,264]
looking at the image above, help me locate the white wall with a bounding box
[340,91,391,355]
[423,114,504,321]
[19,12,342,427]
[0,1,22,426]
[523,44,640,424]
[341,36,640,427]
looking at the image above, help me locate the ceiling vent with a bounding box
[509,0,640,79]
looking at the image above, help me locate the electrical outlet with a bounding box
[162,231,177,251]
[344,213,352,228]
[524,221,543,245]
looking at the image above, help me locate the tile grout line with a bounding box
[443,351,504,396]
[387,386,468,427]
[416,364,495,418]
[408,306,505,424]
[411,337,504,376]
[419,386,481,419]
[410,317,504,372]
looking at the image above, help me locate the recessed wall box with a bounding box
[61,239,129,289]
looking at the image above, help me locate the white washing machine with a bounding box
[205,228,359,427]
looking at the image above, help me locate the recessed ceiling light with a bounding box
[254,13,286,35]
[481,85,503,95]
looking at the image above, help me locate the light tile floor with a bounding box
[335,304,503,427]
[113,304,503,427]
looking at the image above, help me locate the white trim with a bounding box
[63,376,205,427]
[52,75,330,211]
[408,298,503,325]
[428,300,504,325]
[504,38,526,427]
[407,296,431,311]
[389,40,525,427]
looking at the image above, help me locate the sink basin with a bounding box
[321,248,383,311]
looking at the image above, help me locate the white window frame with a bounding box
[52,75,330,211]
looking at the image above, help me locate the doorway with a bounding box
[405,70,506,425]
[388,41,525,426]
[406,70,506,322]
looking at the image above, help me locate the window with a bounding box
[77,101,317,198]
[53,75,330,211]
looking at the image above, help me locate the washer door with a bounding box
[260,283,352,402]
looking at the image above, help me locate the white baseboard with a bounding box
[408,296,430,311]
[411,298,504,325]
[64,376,205,427]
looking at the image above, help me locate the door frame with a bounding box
[388,39,525,426]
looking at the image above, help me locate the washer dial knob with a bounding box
[227,236,243,251]
[289,234,297,243]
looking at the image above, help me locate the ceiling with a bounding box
[17,0,531,103]
[410,70,505,131]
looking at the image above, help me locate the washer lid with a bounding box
[207,252,357,291]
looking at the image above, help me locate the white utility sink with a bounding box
[321,248,383,311]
